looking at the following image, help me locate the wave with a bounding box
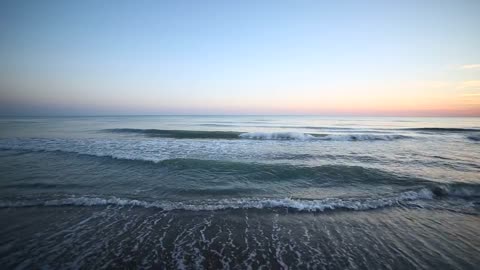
[154,159,424,185]
[1,182,85,189]
[107,128,322,140]
[200,124,357,130]
[105,129,410,141]
[0,189,434,212]
[4,144,469,189]
[200,123,240,127]
[2,144,477,190]
[240,132,410,141]
[431,183,480,198]
[404,128,480,133]
[3,183,479,212]
[0,148,432,187]
[2,183,476,212]
[467,134,480,142]
[105,128,242,139]
[322,134,410,141]
[239,132,317,140]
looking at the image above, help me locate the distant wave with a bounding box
[199,124,357,130]
[404,128,480,133]
[105,128,242,139]
[200,123,240,127]
[239,132,317,140]
[1,182,85,189]
[321,134,410,141]
[106,128,320,140]
[177,126,480,135]
[240,132,410,141]
[436,183,480,198]
[467,134,480,142]
[1,184,478,212]
[105,129,411,141]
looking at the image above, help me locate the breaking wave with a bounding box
[321,134,410,141]
[239,132,317,140]
[404,128,480,133]
[106,129,410,141]
[0,189,434,212]
[238,132,410,141]
[1,184,477,212]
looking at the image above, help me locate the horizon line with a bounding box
[1,114,479,118]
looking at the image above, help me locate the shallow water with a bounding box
[0,116,479,269]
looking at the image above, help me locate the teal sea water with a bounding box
[0,116,479,269]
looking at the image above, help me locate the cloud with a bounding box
[460,64,480,70]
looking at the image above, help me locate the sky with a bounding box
[1,0,480,116]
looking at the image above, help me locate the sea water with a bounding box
[0,116,479,269]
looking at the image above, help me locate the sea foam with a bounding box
[239,132,410,141]
[239,132,316,140]
[321,134,410,141]
[106,128,411,141]
[0,189,435,212]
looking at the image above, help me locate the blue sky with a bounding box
[1,0,479,115]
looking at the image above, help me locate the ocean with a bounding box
[0,115,479,269]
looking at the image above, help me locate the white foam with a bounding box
[0,189,434,212]
[238,132,410,141]
[239,132,315,141]
[322,134,410,141]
